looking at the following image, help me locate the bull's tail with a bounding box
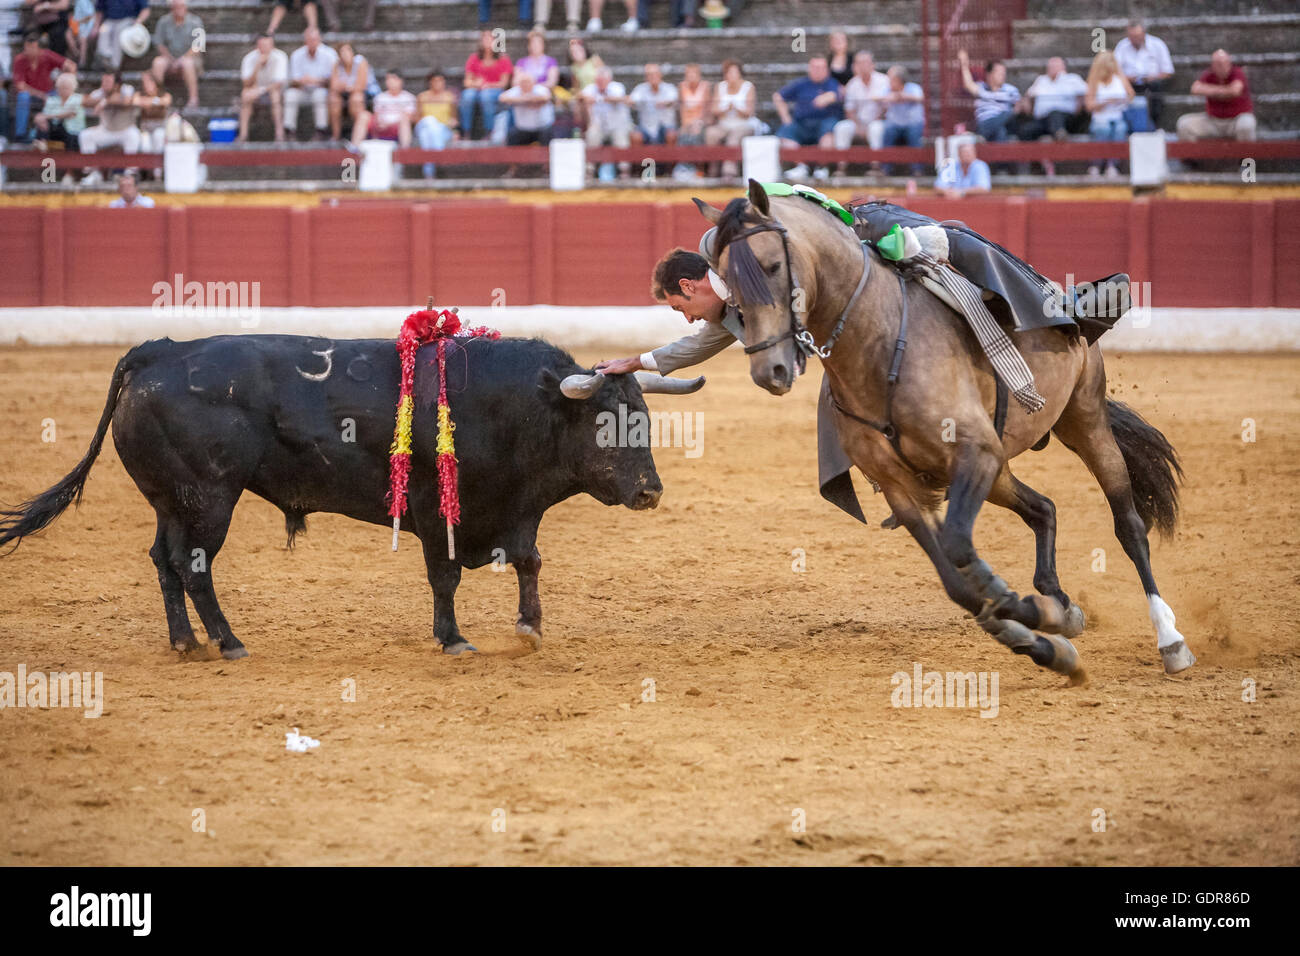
[0,342,160,553]
[1107,399,1183,539]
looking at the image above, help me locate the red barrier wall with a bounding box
[3,197,1296,309]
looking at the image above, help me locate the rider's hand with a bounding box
[594,356,643,375]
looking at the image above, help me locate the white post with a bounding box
[163,142,203,193]
[549,137,586,191]
[359,139,397,191]
[1129,131,1168,187]
[741,135,781,182]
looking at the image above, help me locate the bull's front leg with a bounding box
[514,546,542,650]
[421,539,475,655]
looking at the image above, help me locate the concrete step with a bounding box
[1013,14,1300,59]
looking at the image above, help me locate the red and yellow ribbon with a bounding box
[387,307,499,555]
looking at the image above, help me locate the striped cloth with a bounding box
[924,258,1046,413]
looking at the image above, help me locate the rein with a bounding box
[732,219,872,370]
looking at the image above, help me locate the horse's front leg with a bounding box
[938,444,1087,683]
[985,469,1086,639]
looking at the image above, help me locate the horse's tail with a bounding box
[0,342,158,553]
[1106,399,1183,538]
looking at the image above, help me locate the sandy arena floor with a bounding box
[0,345,1296,865]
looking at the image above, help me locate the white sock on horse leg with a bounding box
[1148,594,1184,649]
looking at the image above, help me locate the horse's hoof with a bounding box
[1059,602,1086,639]
[221,645,249,660]
[516,622,542,651]
[1160,640,1196,674]
[442,640,478,656]
[172,639,201,653]
[1040,634,1087,686]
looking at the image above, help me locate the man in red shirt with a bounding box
[11,34,76,141]
[1175,48,1256,141]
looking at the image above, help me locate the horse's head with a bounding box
[694,180,803,396]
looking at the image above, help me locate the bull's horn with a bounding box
[634,371,706,395]
[559,371,606,399]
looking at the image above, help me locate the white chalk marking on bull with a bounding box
[296,345,335,382]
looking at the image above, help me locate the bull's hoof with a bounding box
[1160,640,1196,674]
[221,645,250,660]
[172,638,201,653]
[442,640,478,656]
[516,621,542,651]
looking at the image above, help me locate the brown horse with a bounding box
[696,181,1194,682]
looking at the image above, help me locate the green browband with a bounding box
[761,181,856,227]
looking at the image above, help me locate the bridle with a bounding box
[720,215,872,373]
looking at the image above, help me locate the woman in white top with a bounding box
[329,42,370,141]
[1085,50,1134,177]
[704,59,755,178]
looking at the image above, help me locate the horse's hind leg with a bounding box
[935,444,1086,683]
[1052,390,1195,674]
[985,470,1085,639]
[149,510,200,654]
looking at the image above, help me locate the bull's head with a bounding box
[536,368,705,511]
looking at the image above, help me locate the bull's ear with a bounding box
[692,197,723,225]
[747,178,770,217]
[536,367,564,404]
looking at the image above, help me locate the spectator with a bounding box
[328,40,367,140]
[618,0,650,32]
[265,0,317,36]
[533,0,598,32]
[676,61,710,145]
[1017,56,1086,141]
[32,69,83,150]
[566,36,601,127]
[582,65,631,179]
[880,65,925,174]
[500,69,553,145]
[477,0,532,27]
[319,0,375,32]
[834,50,889,150]
[78,70,138,184]
[20,0,72,58]
[826,29,854,87]
[515,28,558,88]
[133,68,169,153]
[88,0,148,71]
[352,68,414,146]
[415,70,457,178]
[1176,49,1255,142]
[284,26,336,140]
[237,33,288,143]
[1113,18,1173,129]
[957,48,1019,142]
[11,32,74,141]
[705,58,754,177]
[935,139,990,197]
[109,170,153,205]
[1084,49,1134,178]
[150,0,202,110]
[774,55,843,180]
[630,61,677,145]
[460,29,511,140]
[70,0,95,67]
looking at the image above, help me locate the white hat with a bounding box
[119,23,151,60]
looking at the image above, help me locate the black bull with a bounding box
[0,335,696,658]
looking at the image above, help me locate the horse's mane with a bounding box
[713,197,777,307]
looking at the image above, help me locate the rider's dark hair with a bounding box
[651,248,709,300]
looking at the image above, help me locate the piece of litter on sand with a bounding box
[285,727,321,753]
